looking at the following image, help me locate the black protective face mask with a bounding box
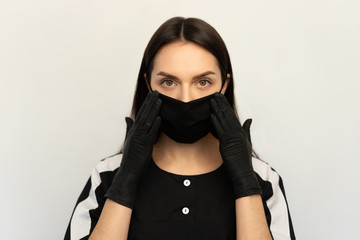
[151,82,225,144]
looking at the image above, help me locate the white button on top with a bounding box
[182,207,189,215]
[183,179,191,187]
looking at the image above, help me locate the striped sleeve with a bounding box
[64,153,123,240]
[252,157,296,240]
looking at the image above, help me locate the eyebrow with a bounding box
[156,71,216,80]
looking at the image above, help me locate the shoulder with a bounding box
[252,157,296,239]
[64,152,125,240]
[252,156,281,182]
[251,156,287,201]
[92,152,124,174]
[88,152,125,189]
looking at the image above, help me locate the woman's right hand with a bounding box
[104,90,162,209]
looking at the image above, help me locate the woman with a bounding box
[65,17,295,240]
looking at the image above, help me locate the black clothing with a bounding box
[127,157,236,239]
[65,153,295,240]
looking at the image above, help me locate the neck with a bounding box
[152,131,222,167]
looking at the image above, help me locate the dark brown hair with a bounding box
[123,16,261,159]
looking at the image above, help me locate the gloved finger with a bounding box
[125,117,134,140]
[211,94,235,130]
[148,116,161,140]
[136,91,155,121]
[210,113,225,138]
[242,118,253,145]
[136,90,159,125]
[211,97,233,130]
[214,92,239,125]
[210,98,228,130]
[144,98,162,132]
[125,117,134,129]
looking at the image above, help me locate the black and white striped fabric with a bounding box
[64,153,295,240]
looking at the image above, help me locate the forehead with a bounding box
[152,41,220,74]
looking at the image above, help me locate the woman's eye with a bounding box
[197,80,211,87]
[161,80,175,87]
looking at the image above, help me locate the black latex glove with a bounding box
[210,92,262,199]
[105,90,162,209]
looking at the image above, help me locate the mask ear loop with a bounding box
[217,74,228,94]
[218,81,224,94]
[144,74,154,92]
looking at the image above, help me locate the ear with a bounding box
[144,73,151,91]
[220,73,231,95]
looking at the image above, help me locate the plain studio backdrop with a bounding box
[0,0,359,239]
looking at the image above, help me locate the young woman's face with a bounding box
[149,41,228,102]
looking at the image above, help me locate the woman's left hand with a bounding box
[210,92,262,199]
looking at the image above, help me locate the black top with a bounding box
[64,153,296,240]
[127,158,236,239]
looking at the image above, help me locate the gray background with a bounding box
[1,0,359,239]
